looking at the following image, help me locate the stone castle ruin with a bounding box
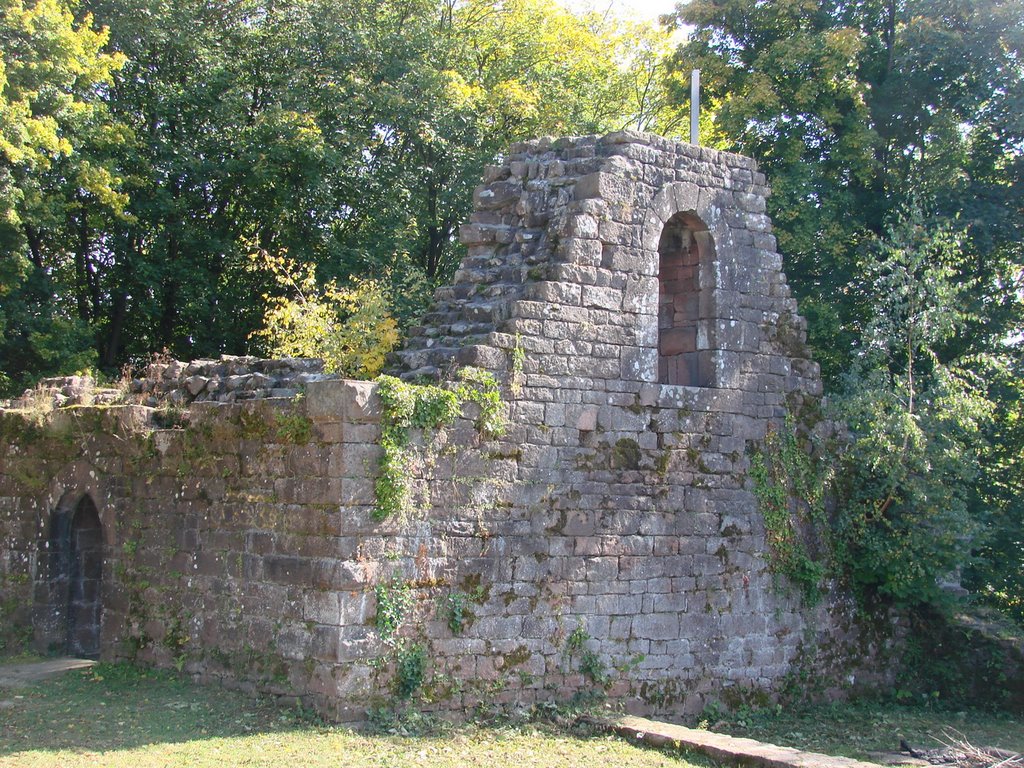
[0,132,895,720]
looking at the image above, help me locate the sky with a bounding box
[561,0,680,22]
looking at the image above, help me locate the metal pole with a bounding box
[690,69,700,146]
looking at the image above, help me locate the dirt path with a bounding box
[0,658,95,689]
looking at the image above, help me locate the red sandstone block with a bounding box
[309,624,340,662]
[573,536,602,556]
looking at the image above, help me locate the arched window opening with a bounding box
[658,212,713,387]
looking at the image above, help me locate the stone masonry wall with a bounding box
[0,131,901,721]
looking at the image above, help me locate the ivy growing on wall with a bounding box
[374,367,506,520]
[393,642,427,700]
[510,333,526,398]
[444,591,469,635]
[564,620,610,690]
[375,578,414,645]
[749,416,831,603]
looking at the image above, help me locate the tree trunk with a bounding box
[24,223,44,270]
[102,291,128,369]
[73,211,92,322]
[159,232,179,351]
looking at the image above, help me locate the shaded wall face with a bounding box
[36,507,73,654]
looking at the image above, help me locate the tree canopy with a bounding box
[667,0,1023,382]
[0,0,679,390]
[0,0,126,391]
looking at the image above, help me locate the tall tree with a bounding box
[0,0,126,392]
[833,209,993,604]
[2,0,673,387]
[667,0,1023,382]
[667,0,1024,613]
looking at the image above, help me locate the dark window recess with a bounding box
[658,212,713,387]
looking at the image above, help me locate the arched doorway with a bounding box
[44,495,103,658]
[658,211,715,387]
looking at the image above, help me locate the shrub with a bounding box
[249,249,399,379]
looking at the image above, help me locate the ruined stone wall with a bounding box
[2,382,397,719]
[0,132,901,721]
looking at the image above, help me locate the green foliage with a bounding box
[374,375,460,520]
[374,369,506,519]
[444,592,469,635]
[966,374,1024,625]
[0,0,125,394]
[670,0,1024,619]
[1,0,675,391]
[831,209,995,606]
[749,417,829,603]
[564,622,609,688]
[454,367,507,439]
[374,578,414,646]
[249,250,399,379]
[163,614,191,671]
[273,412,313,445]
[668,0,1023,386]
[892,608,1022,710]
[380,377,463,433]
[374,443,414,523]
[509,333,525,398]
[393,642,428,700]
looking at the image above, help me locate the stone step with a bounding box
[611,717,886,768]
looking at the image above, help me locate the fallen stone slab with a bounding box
[612,715,887,768]
[0,658,96,688]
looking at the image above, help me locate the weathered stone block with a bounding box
[633,613,681,641]
[303,379,378,424]
[474,181,522,209]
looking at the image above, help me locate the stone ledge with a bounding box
[611,715,885,768]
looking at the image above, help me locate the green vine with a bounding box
[510,333,525,398]
[374,367,506,519]
[394,641,427,700]
[372,580,430,702]
[564,621,609,687]
[456,367,506,437]
[749,416,830,603]
[374,578,414,645]
[274,412,313,444]
[444,591,469,635]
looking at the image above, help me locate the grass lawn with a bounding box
[0,663,707,768]
[708,700,1024,759]
[4,661,1022,766]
